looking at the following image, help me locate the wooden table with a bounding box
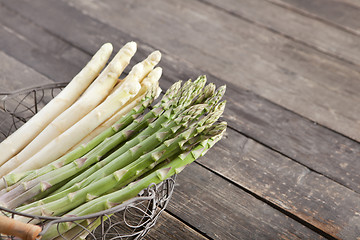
[0,0,359,239]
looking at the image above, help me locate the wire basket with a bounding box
[0,83,176,240]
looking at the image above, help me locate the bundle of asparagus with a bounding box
[0,42,226,240]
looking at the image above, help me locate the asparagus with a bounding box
[11,81,223,211]
[42,122,227,240]
[73,50,162,146]
[51,80,184,195]
[0,70,163,207]
[193,82,216,104]
[1,42,136,177]
[1,84,158,189]
[17,99,225,219]
[3,79,221,191]
[15,82,184,211]
[51,77,207,196]
[0,43,114,171]
[52,217,107,240]
[12,50,161,176]
[2,75,227,240]
[0,79,206,209]
[109,101,227,192]
[18,100,224,216]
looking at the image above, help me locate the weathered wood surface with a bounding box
[270,0,360,35]
[168,163,324,240]
[203,0,360,66]
[145,211,209,240]
[0,0,359,239]
[0,51,51,91]
[62,0,360,143]
[202,128,360,239]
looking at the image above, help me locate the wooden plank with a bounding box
[168,163,324,239]
[0,51,53,141]
[0,51,51,92]
[146,211,209,240]
[0,5,89,69]
[269,0,360,35]
[1,0,359,199]
[224,83,360,194]
[200,0,360,66]
[199,127,360,239]
[0,6,88,83]
[55,0,360,143]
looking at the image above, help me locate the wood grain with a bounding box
[0,6,88,83]
[57,0,360,143]
[201,0,360,66]
[145,211,209,240]
[224,83,360,194]
[0,51,51,92]
[270,0,360,35]
[168,163,324,240]
[200,127,360,239]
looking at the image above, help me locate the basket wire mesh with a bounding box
[0,83,175,240]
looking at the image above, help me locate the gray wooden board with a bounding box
[0,51,52,92]
[201,127,360,239]
[0,5,89,70]
[0,50,58,134]
[60,0,360,142]
[145,211,209,240]
[270,0,360,35]
[0,1,359,238]
[168,163,324,239]
[0,6,88,83]
[201,0,360,66]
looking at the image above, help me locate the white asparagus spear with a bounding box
[0,42,136,177]
[0,42,138,177]
[0,43,113,169]
[11,66,163,173]
[73,51,162,146]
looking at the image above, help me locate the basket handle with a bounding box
[0,215,42,240]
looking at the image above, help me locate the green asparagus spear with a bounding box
[41,122,226,240]
[1,85,158,189]
[0,81,184,207]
